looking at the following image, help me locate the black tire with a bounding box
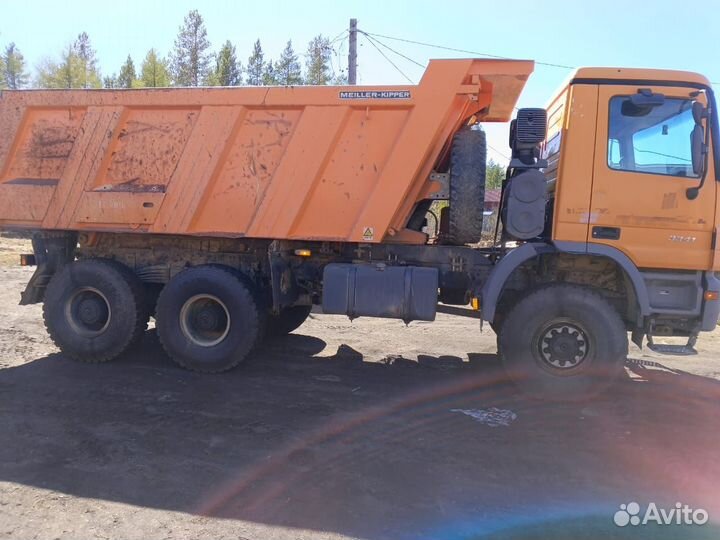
[406,200,432,231]
[498,285,628,400]
[155,265,261,373]
[267,305,312,336]
[448,128,487,245]
[490,292,522,337]
[43,259,149,363]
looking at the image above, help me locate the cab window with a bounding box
[607,96,697,178]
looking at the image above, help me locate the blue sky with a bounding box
[2,0,718,163]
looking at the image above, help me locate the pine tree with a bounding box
[73,32,101,88]
[140,49,171,87]
[48,45,76,88]
[3,43,29,89]
[210,40,241,86]
[274,40,302,85]
[103,74,118,88]
[59,44,85,88]
[117,55,137,88]
[331,72,348,85]
[486,159,506,189]
[37,42,100,89]
[262,62,277,85]
[170,9,211,86]
[246,39,265,86]
[0,56,5,89]
[305,35,331,85]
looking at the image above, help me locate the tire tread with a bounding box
[156,265,260,373]
[447,129,487,245]
[498,284,628,399]
[42,258,148,363]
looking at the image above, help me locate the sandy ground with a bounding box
[0,244,719,539]
[0,234,31,267]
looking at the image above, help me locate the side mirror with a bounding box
[691,124,706,176]
[687,101,708,200]
[693,101,708,123]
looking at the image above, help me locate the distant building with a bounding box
[485,188,501,212]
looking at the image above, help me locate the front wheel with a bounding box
[498,285,627,400]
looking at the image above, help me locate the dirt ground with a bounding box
[0,240,719,539]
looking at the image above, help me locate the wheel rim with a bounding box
[179,294,231,347]
[65,287,111,337]
[534,319,590,374]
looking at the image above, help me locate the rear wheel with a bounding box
[498,285,627,400]
[267,305,312,336]
[156,265,261,373]
[43,259,148,363]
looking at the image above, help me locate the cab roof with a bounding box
[571,67,711,87]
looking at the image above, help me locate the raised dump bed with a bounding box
[0,59,532,243]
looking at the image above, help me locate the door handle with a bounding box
[592,226,621,240]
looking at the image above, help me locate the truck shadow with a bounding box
[0,331,718,539]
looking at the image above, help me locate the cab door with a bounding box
[590,85,715,270]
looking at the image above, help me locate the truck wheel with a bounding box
[448,128,487,245]
[498,285,627,400]
[43,259,149,363]
[155,265,260,373]
[267,305,312,336]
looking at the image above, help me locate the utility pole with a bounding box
[348,18,357,85]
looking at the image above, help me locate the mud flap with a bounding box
[20,232,77,305]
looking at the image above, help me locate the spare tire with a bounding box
[447,128,487,245]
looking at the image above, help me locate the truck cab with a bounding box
[549,69,717,271]
[490,68,719,363]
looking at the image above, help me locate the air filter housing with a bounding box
[514,108,547,146]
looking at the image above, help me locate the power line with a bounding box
[361,33,415,84]
[487,142,510,161]
[360,29,720,83]
[329,29,349,45]
[359,28,512,159]
[324,31,349,81]
[358,30,426,69]
[361,30,575,70]
[633,147,691,163]
[329,35,349,81]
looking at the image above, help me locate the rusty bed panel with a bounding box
[0,59,533,243]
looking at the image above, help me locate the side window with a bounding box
[607,96,698,178]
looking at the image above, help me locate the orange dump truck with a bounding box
[1,59,718,398]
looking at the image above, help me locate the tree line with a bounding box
[0,10,344,90]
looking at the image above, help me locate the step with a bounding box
[646,342,697,356]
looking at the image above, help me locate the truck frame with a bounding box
[1,59,718,398]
